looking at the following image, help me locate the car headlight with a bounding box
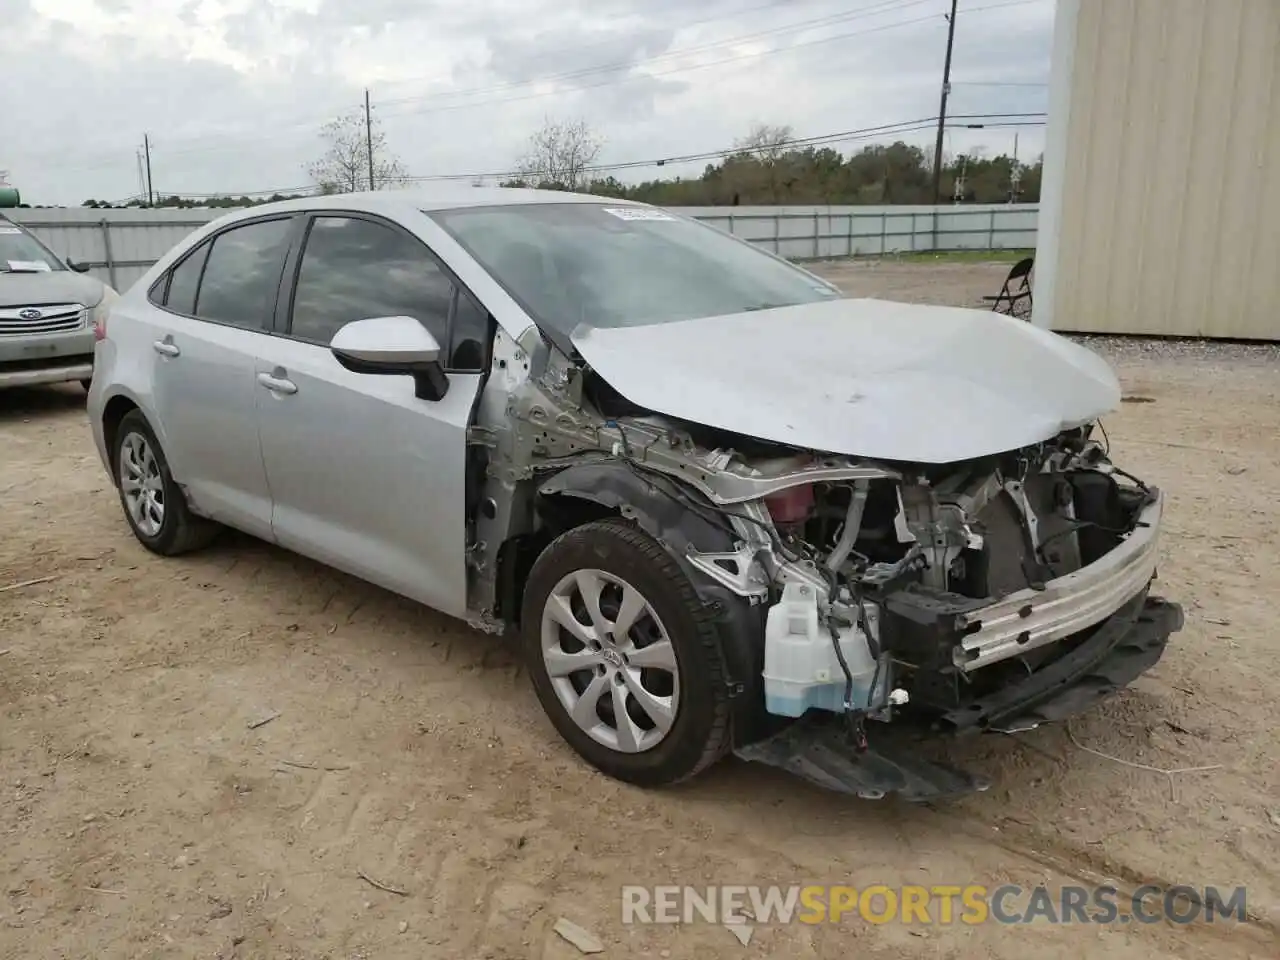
[91,285,119,341]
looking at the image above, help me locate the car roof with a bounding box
[214,186,641,224]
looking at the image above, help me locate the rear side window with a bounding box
[194,218,292,329]
[165,243,210,315]
[289,216,453,348]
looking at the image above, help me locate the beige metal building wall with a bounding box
[1035,0,1280,339]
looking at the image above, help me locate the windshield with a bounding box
[429,202,839,335]
[0,223,64,272]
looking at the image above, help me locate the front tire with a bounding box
[521,519,733,786]
[113,410,218,556]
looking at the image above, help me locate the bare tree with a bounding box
[733,123,794,162]
[516,117,604,191]
[729,124,798,201]
[306,108,407,194]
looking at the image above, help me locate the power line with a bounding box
[40,0,1050,187]
[171,119,942,196]
[376,8,953,124]
[365,0,809,93]
[149,0,944,161]
[375,0,935,109]
[51,0,825,172]
[25,0,932,174]
[157,112,1044,200]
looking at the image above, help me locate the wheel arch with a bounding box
[536,461,737,554]
[504,461,771,746]
[101,393,142,477]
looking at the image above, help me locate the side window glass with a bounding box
[164,242,210,315]
[290,216,452,347]
[194,219,291,329]
[147,274,167,307]
[450,291,488,371]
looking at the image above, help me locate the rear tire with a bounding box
[521,518,733,786]
[113,410,219,556]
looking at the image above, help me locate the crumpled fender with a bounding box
[539,460,735,555]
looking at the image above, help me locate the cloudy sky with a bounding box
[1,0,1054,206]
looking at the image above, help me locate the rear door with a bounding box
[147,216,297,539]
[253,212,489,618]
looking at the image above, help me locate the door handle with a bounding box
[152,339,180,357]
[257,372,297,395]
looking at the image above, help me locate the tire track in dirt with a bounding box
[5,343,1278,958]
[933,810,1276,947]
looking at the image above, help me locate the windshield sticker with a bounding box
[602,207,677,222]
[6,260,51,272]
[0,226,23,235]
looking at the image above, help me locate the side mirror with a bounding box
[68,260,92,273]
[330,315,449,402]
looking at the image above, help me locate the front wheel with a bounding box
[521,519,733,786]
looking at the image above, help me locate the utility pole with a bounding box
[931,0,959,205]
[364,89,376,191]
[1008,131,1022,204]
[143,134,154,206]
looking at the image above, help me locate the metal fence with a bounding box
[7,203,1039,293]
[681,204,1038,261]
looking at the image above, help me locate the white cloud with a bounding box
[1,0,1054,204]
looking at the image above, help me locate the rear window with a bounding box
[192,219,292,329]
[164,244,210,315]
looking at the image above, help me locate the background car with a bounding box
[0,214,116,391]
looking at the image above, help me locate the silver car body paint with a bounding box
[570,298,1122,464]
[88,186,1166,685]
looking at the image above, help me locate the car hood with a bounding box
[571,298,1122,464]
[0,270,107,308]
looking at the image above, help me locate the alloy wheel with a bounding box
[119,431,165,537]
[540,568,681,753]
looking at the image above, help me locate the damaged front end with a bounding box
[724,436,1183,799]
[470,331,1183,800]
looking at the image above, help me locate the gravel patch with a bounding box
[1069,334,1280,368]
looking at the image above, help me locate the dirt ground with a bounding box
[2,259,1278,959]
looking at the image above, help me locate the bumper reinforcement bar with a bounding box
[734,594,1182,801]
[941,593,1182,735]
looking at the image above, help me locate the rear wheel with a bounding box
[521,519,733,786]
[113,410,219,555]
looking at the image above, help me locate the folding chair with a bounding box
[983,256,1034,319]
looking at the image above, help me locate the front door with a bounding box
[254,214,489,618]
[147,217,295,539]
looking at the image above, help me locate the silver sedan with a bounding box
[88,189,1181,800]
